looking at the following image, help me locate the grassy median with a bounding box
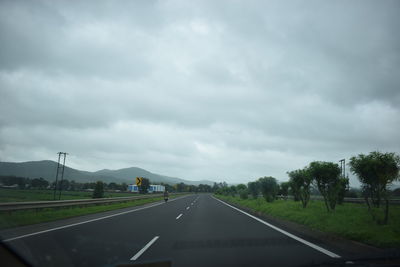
[0,195,180,230]
[215,195,400,248]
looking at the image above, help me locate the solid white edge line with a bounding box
[176,214,183,220]
[212,196,341,259]
[3,195,189,242]
[130,236,159,261]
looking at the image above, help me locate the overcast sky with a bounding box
[1,0,399,186]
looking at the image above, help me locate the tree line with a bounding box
[215,151,400,225]
[0,176,129,192]
[0,175,216,195]
[90,179,216,198]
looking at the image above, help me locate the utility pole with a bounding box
[339,159,345,178]
[53,152,68,200]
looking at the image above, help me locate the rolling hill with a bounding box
[0,160,215,186]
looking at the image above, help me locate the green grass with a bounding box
[215,195,400,248]
[0,195,181,230]
[0,188,136,202]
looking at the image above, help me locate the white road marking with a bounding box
[130,236,159,261]
[176,214,183,220]
[186,206,190,210]
[3,195,189,242]
[212,196,341,259]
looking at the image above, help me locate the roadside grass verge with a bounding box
[0,195,181,230]
[215,195,400,248]
[0,188,135,202]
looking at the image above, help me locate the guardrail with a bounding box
[0,193,187,212]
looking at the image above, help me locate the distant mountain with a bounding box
[0,160,215,186]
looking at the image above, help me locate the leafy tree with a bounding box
[120,182,128,191]
[212,182,219,192]
[258,176,278,202]
[176,182,186,192]
[239,189,249,199]
[349,151,400,224]
[287,168,312,208]
[69,180,79,191]
[139,177,150,194]
[229,185,237,196]
[92,181,104,198]
[215,182,230,195]
[59,179,70,191]
[236,184,248,199]
[236,184,246,191]
[216,186,231,196]
[289,180,300,201]
[188,185,197,192]
[83,182,96,190]
[0,175,30,189]
[107,182,118,190]
[214,188,221,195]
[160,182,175,193]
[31,177,49,189]
[247,181,260,199]
[198,184,212,192]
[309,161,341,212]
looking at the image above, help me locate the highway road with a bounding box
[1,194,348,266]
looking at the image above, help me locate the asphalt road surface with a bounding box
[2,194,344,267]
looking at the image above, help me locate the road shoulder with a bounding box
[214,195,400,262]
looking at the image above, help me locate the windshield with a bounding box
[1,0,399,266]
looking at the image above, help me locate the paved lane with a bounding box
[138,194,338,267]
[2,194,341,266]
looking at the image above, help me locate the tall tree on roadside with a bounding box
[287,168,312,208]
[236,184,248,199]
[308,161,341,212]
[31,177,49,189]
[229,185,237,196]
[258,176,278,202]
[92,181,104,198]
[176,182,186,192]
[289,180,300,201]
[212,182,219,192]
[139,178,150,194]
[120,182,128,191]
[349,151,400,224]
[247,181,259,199]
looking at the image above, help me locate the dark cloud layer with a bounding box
[1,0,399,186]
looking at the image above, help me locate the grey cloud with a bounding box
[1,0,399,186]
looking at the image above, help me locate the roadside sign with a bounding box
[136,177,143,186]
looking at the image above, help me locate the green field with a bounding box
[215,195,400,248]
[0,188,135,202]
[0,195,181,230]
